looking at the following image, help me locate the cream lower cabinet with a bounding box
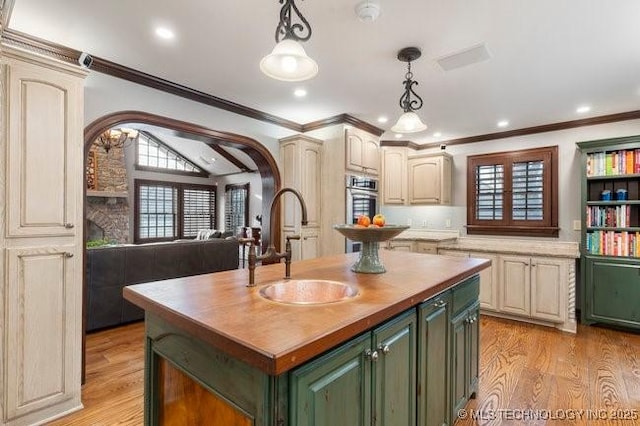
[438,250,499,312]
[386,240,415,251]
[499,255,566,323]
[2,46,86,425]
[280,135,322,260]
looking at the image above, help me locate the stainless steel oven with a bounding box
[346,175,378,253]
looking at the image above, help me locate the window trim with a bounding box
[134,179,217,243]
[466,146,559,237]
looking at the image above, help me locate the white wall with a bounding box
[382,119,640,242]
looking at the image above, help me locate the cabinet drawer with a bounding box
[415,242,438,254]
[452,276,480,315]
[419,291,451,317]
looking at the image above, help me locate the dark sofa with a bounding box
[86,238,239,331]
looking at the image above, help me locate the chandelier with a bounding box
[390,47,428,134]
[260,0,318,81]
[96,128,139,153]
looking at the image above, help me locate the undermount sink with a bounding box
[259,280,358,305]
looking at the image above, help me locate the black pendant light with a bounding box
[391,47,427,133]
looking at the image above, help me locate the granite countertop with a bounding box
[438,237,580,258]
[123,251,488,375]
[392,229,460,242]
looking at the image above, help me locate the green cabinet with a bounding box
[584,255,640,328]
[290,310,417,426]
[418,292,451,426]
[577,136,640,331]
[450,278,480,422]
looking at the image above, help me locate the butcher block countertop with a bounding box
[124,251,489,376]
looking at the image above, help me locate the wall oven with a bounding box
[346,175,378,253]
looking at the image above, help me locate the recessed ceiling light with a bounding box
[497,120,509,128]
[377,116,388,124]
[155,27,175,40]
[294,88,307,97]
[395,133,403,139]
[576,105,591,114]
[433,132,442,138]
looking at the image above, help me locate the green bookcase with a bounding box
[577,135,640,330]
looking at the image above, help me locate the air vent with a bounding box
[437,44,491,71]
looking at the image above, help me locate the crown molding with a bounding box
[381,110,640,150]
[2,29,385,136]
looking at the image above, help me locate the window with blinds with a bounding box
[225,183,249,232]
[467,146,558,237]
[134,180,217,242]
[183,187,216,237]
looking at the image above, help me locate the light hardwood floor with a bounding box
[49,316,640,425]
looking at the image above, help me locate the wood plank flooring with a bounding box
[49,316,640,425]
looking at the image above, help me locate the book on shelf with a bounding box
[586,230,640,257]
[586,205,630,227]
[586,149,640,177]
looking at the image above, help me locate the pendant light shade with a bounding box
[261,0,318,81]
[260,39,318,82]
[391,111,427,133]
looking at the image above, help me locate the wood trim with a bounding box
[382,110,640,150]
[302,113,385,136]
[210,145,252,173]
[466,225,560,238]
[3,29,383,136]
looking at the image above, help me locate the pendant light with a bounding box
[391,47,427,133]
[260,0,318,81]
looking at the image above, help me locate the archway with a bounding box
[84,110,282,247]
[82,110,282,380]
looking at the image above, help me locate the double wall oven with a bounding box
[345,175,378,253]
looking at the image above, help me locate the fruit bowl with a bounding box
[334,224,409,273]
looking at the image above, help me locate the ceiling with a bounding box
[7,0,640,144]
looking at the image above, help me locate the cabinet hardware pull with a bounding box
[378,344,390,355]
[434,300,447,308]
[64,223,74,229]
[364,349,379,362]
[64,252,74,258]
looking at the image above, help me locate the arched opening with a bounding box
[82,110,282,379]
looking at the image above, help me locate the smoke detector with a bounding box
[355,0,381,22]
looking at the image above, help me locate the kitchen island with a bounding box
[124,250,489,426]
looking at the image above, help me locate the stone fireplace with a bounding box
[86,141,130,244]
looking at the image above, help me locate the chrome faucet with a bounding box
[247,187,308,286]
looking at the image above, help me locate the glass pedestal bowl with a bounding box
[333,225,409,273]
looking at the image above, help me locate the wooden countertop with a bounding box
[123,251,489,375]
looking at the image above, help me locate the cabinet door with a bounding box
[301,143,322,227]
[290,333,372,426]
[450,309,468,417]
[362,138,380,175]
[280,141,299,229]
[418,295,450,426]
[415,242,438,254]
[5,245,80,419]
[6,56,83,237]
[499,255,531,316]
[467,302,480,399]
[530,257,565,323]
[408,156,442,204]
[346,131,365,172]
[373,311,416,426]
[382,149,406,204]
[469,251,499,312]
[585,257,640,328]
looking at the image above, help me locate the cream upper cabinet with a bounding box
[1,46,86,425]
[5,48,84,238]
[381,148,407,204]
[345,128,380,176]
[407,153,452,205]
[279,135,322,260]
